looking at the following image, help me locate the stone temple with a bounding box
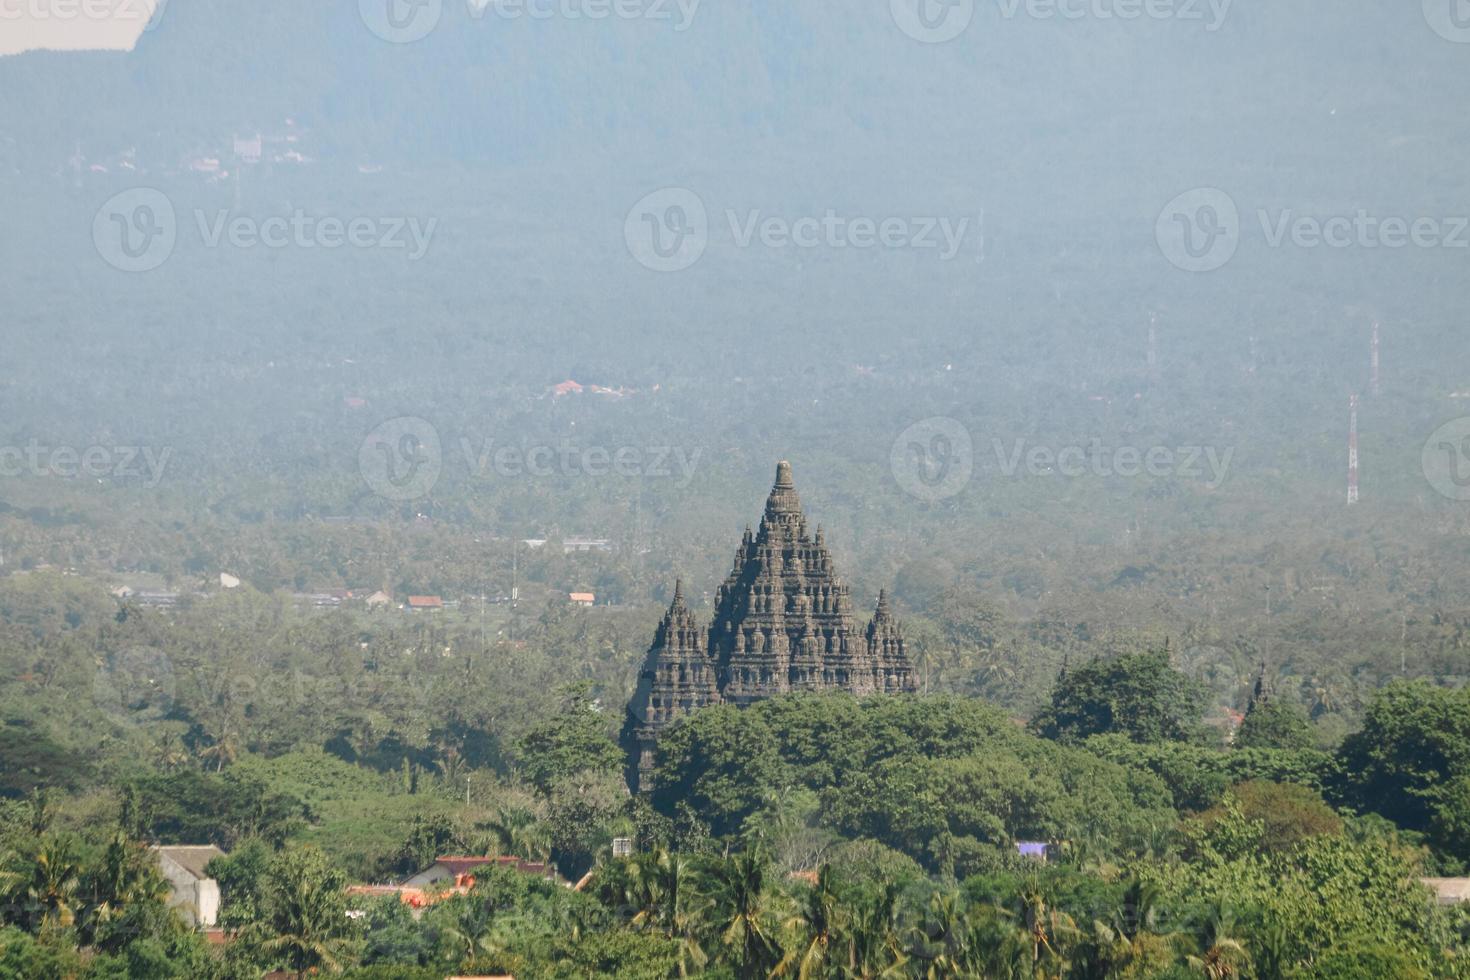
[622,461,917,791]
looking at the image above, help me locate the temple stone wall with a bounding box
[622,461,917,791]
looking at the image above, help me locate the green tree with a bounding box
[514,684,623,795]
[702,850,781,976]
[1339,681,1470,833]
[1194,781,1341,854]
[775,864,840,979]
[1033,649,1208,744]
[246,847,359,978]
[1235,697,1312,751]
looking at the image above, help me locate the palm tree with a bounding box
[628,849,708,978]
[702,849,781,976]
[151,728,190,771]
[251,848,356,979]
[1019,888,1080,979]
[86,832,171,951]
[776,864,841,979]
[481,805,551,864]
[843,883,908,979]
[442,896,502,962]
[910,891,978,979]
[26,836,81,933]
[1187,902,1250,979]
[1115,879,1165,941]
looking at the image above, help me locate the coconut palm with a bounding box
[1019,887,1080,979]
[627,848,708,978]
[702,849,781,976]
[910,891,979,979]
[843,882,907,979]
[481,805,551,864]
[85,831,171,951]
[776,864,841,979]
[26,836,81,932]
[250,848,356,979]
[1187,902,1251,979]
[442,896,502,962]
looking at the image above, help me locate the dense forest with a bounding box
[7,0,1470,975]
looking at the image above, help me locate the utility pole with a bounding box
[1370,321,1381,397]
[1147,311,1160,383]
[1347,394,1360,505]
[510,539,519,643]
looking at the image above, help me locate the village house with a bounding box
[407,595,444,612]
[151,845,224,927]
[402,855,558,889]
[562,538,613,554]
[568,592,595,608]
[1421,878,1470,905]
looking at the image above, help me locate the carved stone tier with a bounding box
[622,461,917,791]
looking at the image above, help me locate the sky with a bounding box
[0,0,153,55]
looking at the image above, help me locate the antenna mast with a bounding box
[1347,393,1360,505]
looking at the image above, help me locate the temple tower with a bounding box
[623,462,917,791]
[621,581,722,791]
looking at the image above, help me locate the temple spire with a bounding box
[1250,661,1270,705]
[764,460,803,521]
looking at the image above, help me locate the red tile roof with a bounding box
[407,595,443,608]
[435,855,551,877]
